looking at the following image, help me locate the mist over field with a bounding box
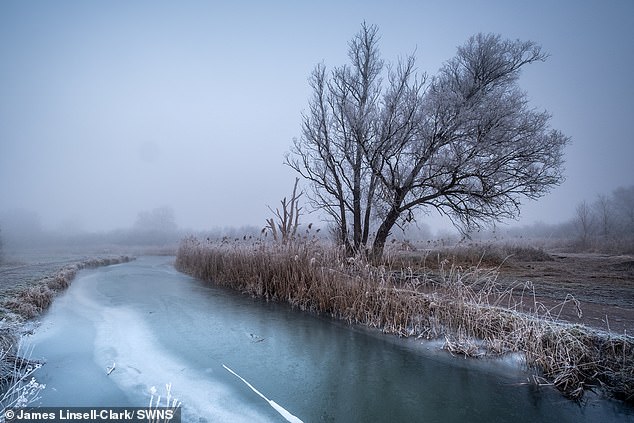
[1,3,634,417]
[1,0,633,251]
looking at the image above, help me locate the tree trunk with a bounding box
[338,198,353,255]
[371,207,400,263]
[361,173,377,247]
[352,145,363,251]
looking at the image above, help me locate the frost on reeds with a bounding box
[2,256,133,320]
[0,340,45,415]
[175,237,634,403]
[148,383,181,423]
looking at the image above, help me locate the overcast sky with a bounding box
[1,0,632,234]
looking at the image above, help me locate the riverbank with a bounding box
[175,237,634,403]
[24,256,631,422]
[1,255,134,321]
[0,253,133,409]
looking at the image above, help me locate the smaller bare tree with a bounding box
[612,185,634,235]
[265,178,303,244]
[575,200,595,248]
[593,194,613,238]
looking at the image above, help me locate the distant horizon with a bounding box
[0,201,586,241]
[1,1,633,235]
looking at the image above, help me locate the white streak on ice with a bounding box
[54,273,276,422]
[94,307,275,422]
[223,364,304,423]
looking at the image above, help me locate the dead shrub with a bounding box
[4,285,54,319]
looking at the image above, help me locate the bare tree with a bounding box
[265,178,303,244]
[612,185,634,235]
[132,206,179,245]
[593,194,612,238]
[287,23,382,253]
[288,25,569,261]
[575,200,595,247]
[134,206,178,233]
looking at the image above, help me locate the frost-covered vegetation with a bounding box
[288,24,568,261]
[0,254,133,409]
[176,236,634,402]
[0,337,45,414]
[148,383,181,422]
[1,256,132,320]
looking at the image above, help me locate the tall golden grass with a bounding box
[175,237,634,402]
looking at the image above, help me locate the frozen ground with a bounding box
[496,252,634,333]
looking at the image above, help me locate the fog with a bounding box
[1,1,633,242]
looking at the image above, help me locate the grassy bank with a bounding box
[175,237,634,403]
[1,256,133,320]
[0,255,133,411]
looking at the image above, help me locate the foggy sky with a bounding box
[1,0,633,234]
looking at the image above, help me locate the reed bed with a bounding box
[175,237,634,402]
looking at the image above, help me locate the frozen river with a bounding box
[24,256,632,422]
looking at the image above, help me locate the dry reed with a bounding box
[175,237,634,403]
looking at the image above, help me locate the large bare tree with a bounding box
[288,24,569,261]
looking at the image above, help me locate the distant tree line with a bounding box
[0,206,182,250]
[573,185,634,251]
[500,184,634,253]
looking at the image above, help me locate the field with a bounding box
[390,245,634,334]
[496,252,634,333]
[0,251,133,321]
